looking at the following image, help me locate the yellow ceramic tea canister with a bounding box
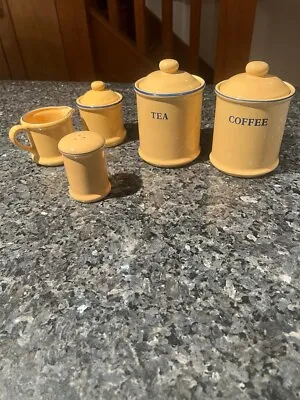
[210,61,295,177]
[135,59,205,167]
[9,106,74,166]
[76,81,126,147]
[58,131,111,203]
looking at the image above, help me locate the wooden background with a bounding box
[0,0,95,81]
[0,0,257,83]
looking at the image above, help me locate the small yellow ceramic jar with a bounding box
[135,59,205,167]
[210,61,295,177]
[76,81,126,147]
[58,131,111,203]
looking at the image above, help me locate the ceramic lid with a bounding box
[136,59,204,95]
[219,61,291,100]
[78,81,121,106]
[58,131,105,155]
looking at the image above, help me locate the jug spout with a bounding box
[53,106,75,122]
[59,106,75,118]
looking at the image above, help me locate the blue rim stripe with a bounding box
[215,83,295,104]
[134,82,205,98]
[76,97,123,110]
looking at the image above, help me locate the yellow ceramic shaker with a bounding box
[58,131,111,203]
[135,59,205,167]
[9,106,74,166]
[210,61,295,177]
[76,81,126,147]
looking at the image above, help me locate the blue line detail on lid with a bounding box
[76,97,123,109]
[215,86,295,103]
[134,82,206,98]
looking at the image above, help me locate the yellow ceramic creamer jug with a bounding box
[58,131,111,203]
[9,106,75,166]
[135,59,205,167]
[210,61,295,177]
[76,81,126,147]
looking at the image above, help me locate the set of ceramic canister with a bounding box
[9,59,295,203]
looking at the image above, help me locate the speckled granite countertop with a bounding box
[1,81,300,400]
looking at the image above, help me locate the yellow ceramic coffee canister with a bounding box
[135,59,205,167]
[58,131,111,203]
[76,81,126,147]
[9,106,74,166]
[210,61,295,177]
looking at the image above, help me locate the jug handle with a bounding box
[9,125,36,154]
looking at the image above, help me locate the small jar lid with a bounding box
[77,81,121,107]
[58,131,105,155]
[135,59,204,95]
[218,61,291,100]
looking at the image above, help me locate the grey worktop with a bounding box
[0,81,300,400]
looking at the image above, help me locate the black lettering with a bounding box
[150,111,168,120]
[228,116,268,127]
[254,119,261,126]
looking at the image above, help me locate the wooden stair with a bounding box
[88,3,155,82]
[87,0,257,84]
[87,0,214,83]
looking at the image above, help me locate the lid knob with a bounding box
[91,81,105,91]
[246,61,269,77]
[159,59,179,74]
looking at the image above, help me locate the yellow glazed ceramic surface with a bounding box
[76,81,126,147]
[210,61,295,177]
[9,106,75,166]
[220,61,291,100]
[135,59,205,167]
[58,131,111,203]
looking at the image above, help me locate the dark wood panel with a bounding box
[215,0,257,83]
[162,0,173,58]
[189,0,202,74]
[107,0,120,30]
[0,0,26,79]
[7,0,69,80]
[134,0,147,53]
[55,0,95,81]
[89,5,155,82]
[0,37,11,79]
